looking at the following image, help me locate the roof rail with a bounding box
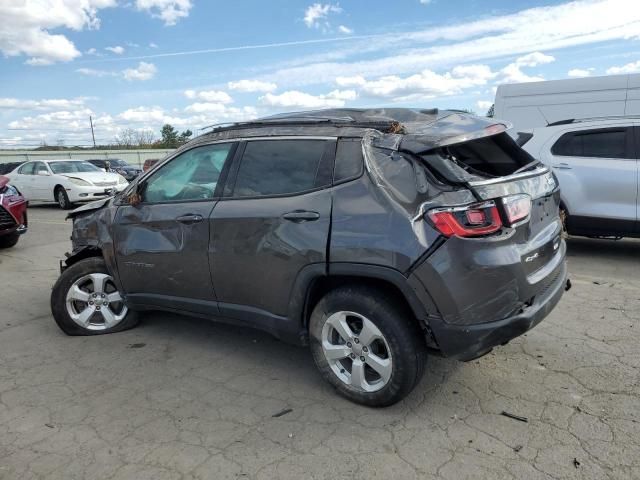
[547,115,640,126]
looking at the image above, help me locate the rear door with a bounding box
[11,162,36,199]
[112,142,236,311]
[31,161,52,200]
[210,137,335,320]
[546,125,636,234]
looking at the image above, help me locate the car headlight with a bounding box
[68,177,92,186]
[117,175,128,185]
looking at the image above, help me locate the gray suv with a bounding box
[51,109,569,406]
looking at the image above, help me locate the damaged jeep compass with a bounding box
[51,109,569,406]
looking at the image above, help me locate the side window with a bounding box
[34,162,48,175]
[232,140,329,197]
[19,163,35,175]
[552,128,630,159]
[334,138,364,182]
[143,143,234,203]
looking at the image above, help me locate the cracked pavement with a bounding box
[0,205,638,479]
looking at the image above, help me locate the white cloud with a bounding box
[606,60,640,75]
[135,0,192,26]
[477,100,493,110]
[76,67,115,77]
[568,68,593,78]
[260,89,356,108]
[184,90,233,104]
[499,52,555,84]
[105,45,124,54]
[419,0,433,4]
[149,42,159,48]
[227,79,278,93]
[267,0,640,88]
[0,0,116,65]
[184,103,228,114]
[303,3,342,29]
[338,25,353,35]
[337,64,496,101]
[86,47,98,55]
[122,62,157,81]
[119,106,166,123]
[0,97,87,110]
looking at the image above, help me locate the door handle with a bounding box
[282,210,320,222]
[552,163,572,170]
[176,214,204,225]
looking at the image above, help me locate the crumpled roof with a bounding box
[196,107,510,153]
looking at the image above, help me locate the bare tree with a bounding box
[113,129,137,148]
[135,129,156,147]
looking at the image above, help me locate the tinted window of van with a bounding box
[552,128,630,159]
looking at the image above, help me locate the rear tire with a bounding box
[51,257,139,336]
[55,187,73,210]
[309,285,426,407]
[0,232,19,249]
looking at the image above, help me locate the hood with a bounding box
[66,197,112,219]
[60,171,121,183]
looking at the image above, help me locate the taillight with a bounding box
[427,201,502,238]
[501,194,531,226]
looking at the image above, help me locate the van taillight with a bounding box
[427,201,502,237]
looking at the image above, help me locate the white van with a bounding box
[494,73,640,132]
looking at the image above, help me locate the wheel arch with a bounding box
[63,246,104,270]
[290,263,436,341]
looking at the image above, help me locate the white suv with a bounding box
[519,117,639,238]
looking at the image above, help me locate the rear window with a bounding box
[436,132,534,177]
[551,128,631,159]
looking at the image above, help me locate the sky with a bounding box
[1,0,640,148]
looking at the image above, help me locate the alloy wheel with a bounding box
[65,273,128,331]
[321,311,393,392]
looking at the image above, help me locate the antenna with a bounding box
[89,116,96,148]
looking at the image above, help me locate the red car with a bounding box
[0,175,28,248]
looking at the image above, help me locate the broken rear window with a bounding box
[434,132,535,177]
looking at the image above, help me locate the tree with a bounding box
[113,128,136,148]
[135,129,156,147]
[178,129,193,144]
[486,103,495,118]
[160,124,179,148]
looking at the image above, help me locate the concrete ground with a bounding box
[0,205,638,480]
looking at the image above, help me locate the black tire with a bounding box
[51,257,139,336]
[309,285,427,407]
[55,186,73,210]
[0,232,19,249]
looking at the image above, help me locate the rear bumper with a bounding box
[426,258,568,360]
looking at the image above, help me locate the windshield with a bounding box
[109,159,128,167]
[49,161,102,174]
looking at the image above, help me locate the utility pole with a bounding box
[89,115,96,148]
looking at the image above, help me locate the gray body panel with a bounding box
[210,189,331,318]
[112,201,218,301]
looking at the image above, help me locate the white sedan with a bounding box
[6,160,128,209]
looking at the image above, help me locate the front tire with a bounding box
[309,286,426,407]
[51,257,139,336]
[55,187,73,210]
[0,232,19,249]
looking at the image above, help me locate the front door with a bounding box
[211,138,335,320]
[112,142,236,310]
